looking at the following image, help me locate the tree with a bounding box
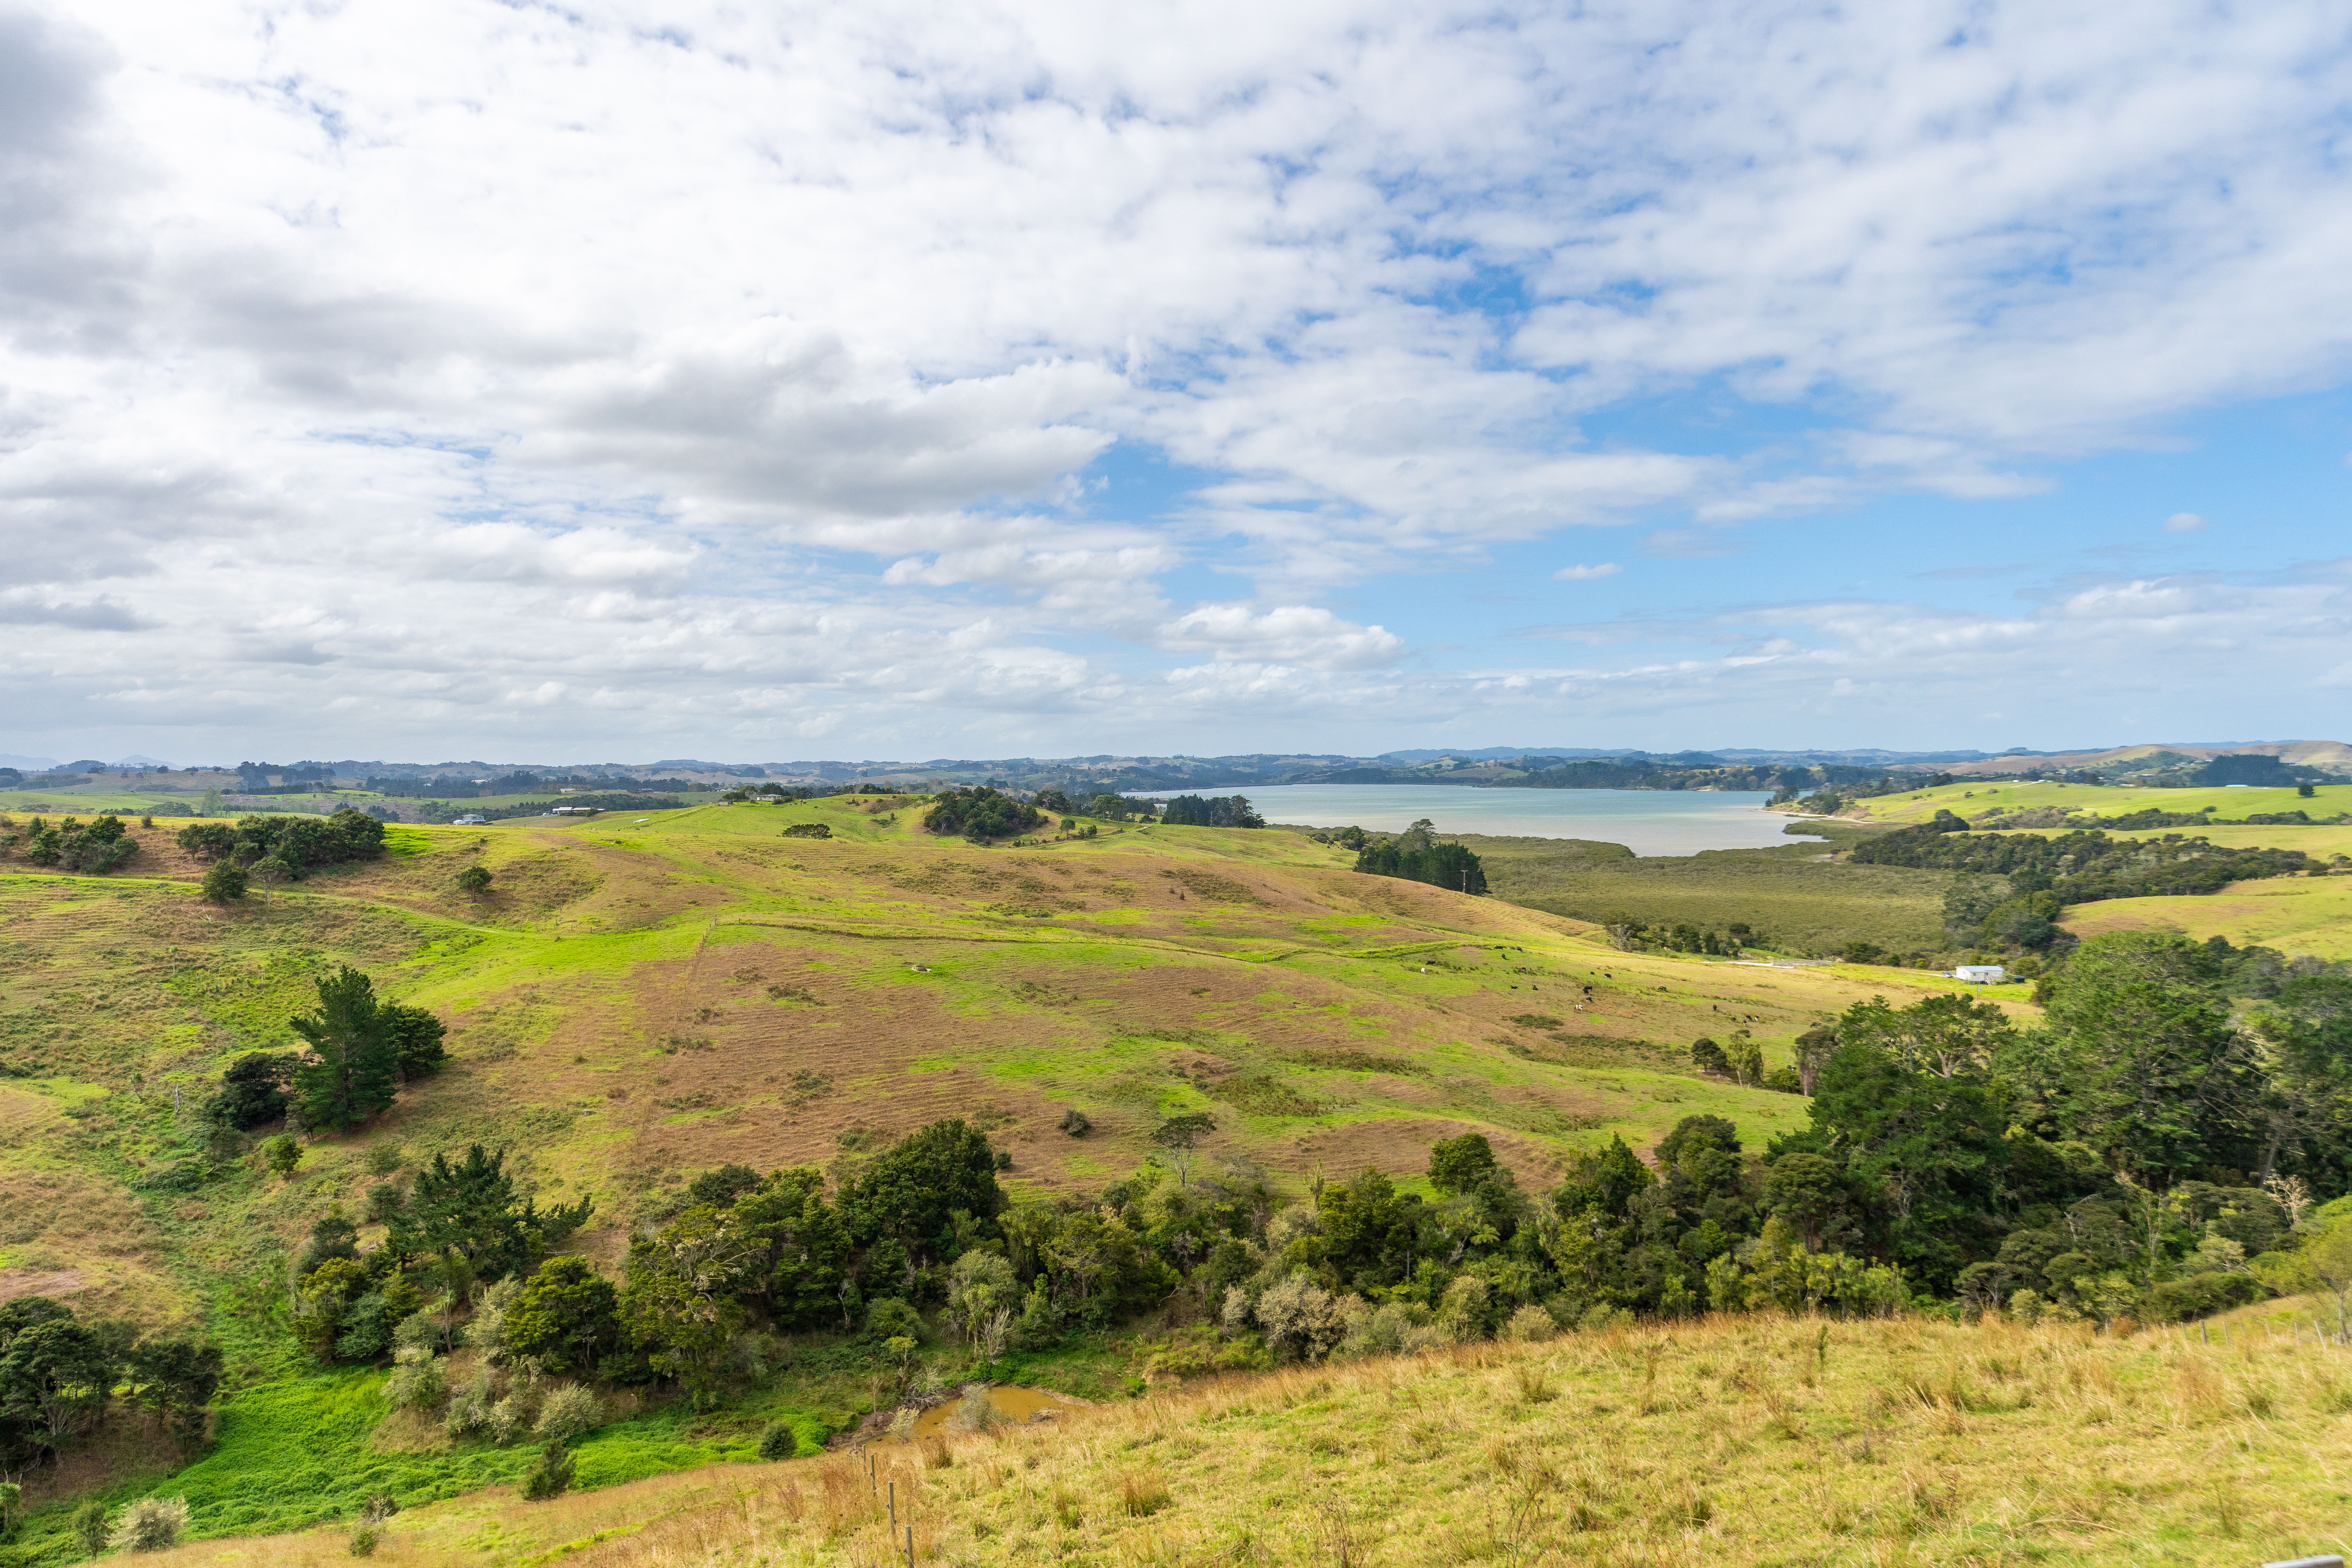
[1793,1024,1839,1096]
[211,1052,294,1130]
[0,1320,114,1444]
[252,855,295,902]
[1149,1112,1218,1188]
[1834,993,2014,1080]
[2040,931,2264,1179]
[501,1256,620,1375]
[455,864,492,895]
[619,1230,744,1404]
[200,861,249,903]
[381,1004,449,1081]
[1763,1154,1845,1252]
[921,787,1043,842]
[1689,1036,1729,1074]
[1427,1132,1499,1196]
[521,1441,576,1501]
[839,1120,1005,1258]
[264,1134,303,1178]
[291,966,397,1132]
[125,1336,223,1451]
[390,1144,592,1281]
[731,1168,852,1328]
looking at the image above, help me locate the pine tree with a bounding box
[291,967,397,1132]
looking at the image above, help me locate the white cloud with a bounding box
[2,1,2350,759]
[1553,563,1620,581]
[1156,604,1405,670]
[2165,511,2207,533]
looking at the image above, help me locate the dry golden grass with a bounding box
[137,1312,2352,1567]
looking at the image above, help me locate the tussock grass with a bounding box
[137,1313,2352,1567]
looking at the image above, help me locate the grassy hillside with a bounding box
[131,1314,2352,1568]
[1466,833,1956,958]
[0,797,2065,1552]
[1833,778,2352,829]
[2059,875,2352,960]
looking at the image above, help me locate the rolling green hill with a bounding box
[0,795,2060,1557]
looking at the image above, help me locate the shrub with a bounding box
[533,1383,601,1443]
[861,1296,926,1344]
[348,1524,379,1557]
[757,1420,798,1460]
[110,1496,191,1553]
[384,1353,446,1412]
[454,864,492,895]
[200,861,249,903]
[947,1384,1004,1434]
[72,1501,109,1555]
[521,1441,576,1502]
[1502,1304,1558,1343]
[1058,1107,1091,1138]
[780,822,831,839]
[264,1134,303,1178]
[486,1394,533,1446]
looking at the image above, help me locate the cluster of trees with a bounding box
[176,809,387,877]
[209,967,449,1136]
[7,814,138,874]
[1852,812,2318,951]
[291,1145,593,1371]
[1031,789,1161,821]
[0,1297,221,1468]
[1353,819,1487,894]
[1158,795,1265,828]
[922,787,1045,842]
[1601,914,1755,956]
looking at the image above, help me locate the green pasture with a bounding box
[2060,872,2352,960]
[1463,833,1956,957]
[1841,778,2352,826]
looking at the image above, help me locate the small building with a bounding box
[1955,964,2007,984]
[452,814,488,826]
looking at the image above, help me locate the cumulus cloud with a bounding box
[2,0,2349,759]
[1554,563,1620,581]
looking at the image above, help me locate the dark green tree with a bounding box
[1426,1132,1499,1195]
[290,966,397,1132]
[502,1256,620,1375]
[733,1167,852,1327]
[388,1145,592,1281]
[381,1004,449,1081]
[839,1120,1005,1260]
[0,1320,114,1445]
[125,1336,223,1451]
[200,861,249,903]
[211,1052,294,1130]
[2040,931,2264,1179]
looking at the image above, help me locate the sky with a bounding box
[3,0,2350,767]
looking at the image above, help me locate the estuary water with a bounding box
[1142,784,1798,857]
